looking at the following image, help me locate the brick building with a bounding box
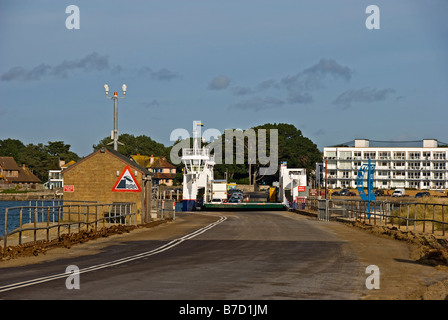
[62,148,152,223]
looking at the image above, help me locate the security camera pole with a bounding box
[104,84,127,151]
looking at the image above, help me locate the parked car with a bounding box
[374,190,384,197]
[227,189,243,198]
[392,189,405,197]
[415,191,430,198]
[228,196,242,203]
[333,188,356,196]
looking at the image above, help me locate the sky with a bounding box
[0,0,447,157]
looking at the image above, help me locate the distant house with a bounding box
[0,156,41,189]
[45,160,76,190]
[131,154,177,186]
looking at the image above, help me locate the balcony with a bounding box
[182,148,210,157]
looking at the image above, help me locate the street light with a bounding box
[104,84,127,151]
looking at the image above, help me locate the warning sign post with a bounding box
[112,166,142,192]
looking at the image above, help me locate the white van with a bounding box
[392,188,405,197]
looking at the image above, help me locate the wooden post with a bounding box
[19,208,23,246]
[46,207,50,241]
[33,207,37,243]
[3,208,8,255]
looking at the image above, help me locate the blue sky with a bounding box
[0,0,447,157]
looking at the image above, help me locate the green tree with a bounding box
[0,139,26,162]
[45,141,80,163]
[20,143,53,181]
[0,139,80,182]
[93,133,170,158]
[209,123,322,185]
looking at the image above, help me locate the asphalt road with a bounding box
[0,211,448,302]
[0,210,369,300]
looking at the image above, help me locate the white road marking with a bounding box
[0,215,227,293]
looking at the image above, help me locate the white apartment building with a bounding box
[323,139,447,190]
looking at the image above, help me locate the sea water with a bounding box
[1,200,183,238]
[0,200,63,238]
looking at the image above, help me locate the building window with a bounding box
[379,151,390,159]
[408,162,420,170]
[340,151,351,160]
[394,162,405,169]
[408,172,420,179]
[364,152,376,159]
[434,163,446,170]
[393,152,405,160]
[378,171,390,178]
[434,152,446,160]
[434,172,445,180]
[408,152,421,160]
[409,181,419,189]
[325,151,336,159]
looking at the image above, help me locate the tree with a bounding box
[20,143,54,180]
[252,123,322,183]
[0,139,26,162]
[0,139,80,182]
[45,141,80,163]
[209,123,322,185]
[93,133,170,158]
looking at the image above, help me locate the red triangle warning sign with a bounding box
[112,166,142,192]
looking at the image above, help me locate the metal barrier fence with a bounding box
[150,199,176,220]
[2,202,137,253]
[305,198,448,236]
[317,199,330,221]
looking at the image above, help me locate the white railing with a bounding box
[182,148,210,157]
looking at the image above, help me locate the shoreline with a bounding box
[0,192,62,201]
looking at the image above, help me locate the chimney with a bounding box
[150,155,154,165]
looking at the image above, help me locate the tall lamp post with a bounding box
[104,84,127,151]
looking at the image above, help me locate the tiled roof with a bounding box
[62,148,152,176]
[0,157,21,171]
[130,155,176,169]
[151,157,176,169]
[61,160,76,169]
[153,172,176,180]
[0,157,41,183]
[9,166,41,183]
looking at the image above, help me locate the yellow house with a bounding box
[131,154,176,186]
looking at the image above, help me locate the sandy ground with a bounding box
[319,220,448,299]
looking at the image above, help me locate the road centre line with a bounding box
[0,215,227,293]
